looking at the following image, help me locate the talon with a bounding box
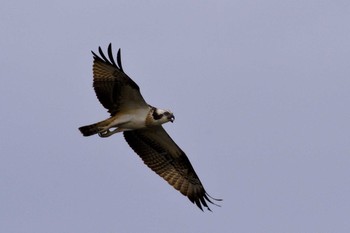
[98,129,111,138]
[98,128,121,138]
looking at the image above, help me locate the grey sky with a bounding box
[1,1,350,232]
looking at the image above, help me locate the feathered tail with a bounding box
[79,119,111,136]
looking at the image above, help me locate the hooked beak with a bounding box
[169,114,175,123]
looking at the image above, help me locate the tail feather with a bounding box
[79,124,99,136]
[79,120,109,136]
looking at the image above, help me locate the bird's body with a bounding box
[79,44,221,211]
[79,106,167,136]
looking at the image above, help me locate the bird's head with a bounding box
[152,108,175,125]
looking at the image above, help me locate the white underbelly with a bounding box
[109,109,149,130]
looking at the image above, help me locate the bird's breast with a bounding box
[113,108,149,130]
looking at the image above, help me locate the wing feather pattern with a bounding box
[123,126,221,211]
[92,44,148,115]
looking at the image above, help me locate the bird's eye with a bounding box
[152,110,163,120]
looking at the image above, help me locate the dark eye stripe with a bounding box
[152,109,163,120]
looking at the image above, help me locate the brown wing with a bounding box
[92,44,148,115]
[123,126,221,211]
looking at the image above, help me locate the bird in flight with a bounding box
[79,44,221,211]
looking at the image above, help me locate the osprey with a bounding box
[79,44,221,211]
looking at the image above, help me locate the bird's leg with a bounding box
[98,129,112,137]
[98,127,122,138]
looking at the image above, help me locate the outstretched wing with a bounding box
[123,126,221,211]
[92,43,148,115]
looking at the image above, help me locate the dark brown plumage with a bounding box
[79,44,221,211]
[124,126,220,211]
[92,46,147,116]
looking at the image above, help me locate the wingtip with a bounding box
[107,43,117,66]
[91,50,98,58]
[199,192,222,211]
[188,192,221,212]
[205,192,223,207]
[117,48,124,72]
[92,43,125,71]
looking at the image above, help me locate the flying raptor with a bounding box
[79,44,221,211]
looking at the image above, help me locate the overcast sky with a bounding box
[1,1,350,232]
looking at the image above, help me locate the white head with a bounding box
[151,107,175,125]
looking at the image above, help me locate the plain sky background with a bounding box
[1,1,350,232]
